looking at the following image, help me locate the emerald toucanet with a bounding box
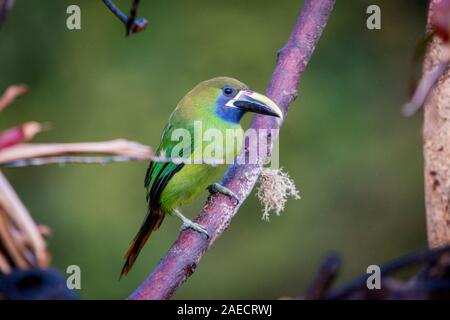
[121,77,282,276]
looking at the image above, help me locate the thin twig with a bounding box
[103,0,127,24]
[402,62,448,117]
[402,0,450,117]
[129,0,336,300]
[0,84,28,111]
[126,0,139,36]
[0,207,30,269]
[304,253,341,299]
[102,0,148,36]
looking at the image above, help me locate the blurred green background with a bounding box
[0,0,428,299]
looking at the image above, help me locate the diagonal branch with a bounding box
[129,0,335,300]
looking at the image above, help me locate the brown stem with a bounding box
[423,0,450,247]
[0,171,49,267]
[0,207,30,270]
[325,246,450,300]
[304,254,341,300]
[128,0,335,300]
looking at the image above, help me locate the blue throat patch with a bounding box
[215,96,245,124]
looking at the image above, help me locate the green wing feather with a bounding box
[121,121,194,277]
[145,121,195,207]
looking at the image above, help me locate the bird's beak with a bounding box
[226,90,283,119]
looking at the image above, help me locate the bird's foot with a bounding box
[208,183,240,205]
[180,220,209,238]
[174,209,209,238]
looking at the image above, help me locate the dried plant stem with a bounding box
[0,250,11,273]
[0,84,28,111]
[0,155,147,167]
[0,208,30,269]
[0,140,223,168]
[0,139,152,164]
[0,122,45,151]
[402,62,448,117]
[0,171,48,267]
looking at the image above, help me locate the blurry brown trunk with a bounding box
[423,1,450,247]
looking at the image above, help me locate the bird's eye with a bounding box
[222,86,236,97]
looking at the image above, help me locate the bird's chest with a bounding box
[159,119,243,211]
[191,120,244,162]
[160,163,225,211]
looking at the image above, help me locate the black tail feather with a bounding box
[120,208,165,278]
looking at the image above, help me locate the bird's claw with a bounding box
[208,183,240,205]
[181,220,210,239]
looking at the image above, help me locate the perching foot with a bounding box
[208,183,240,204]
[174,210,209,238]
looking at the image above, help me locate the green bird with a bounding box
[121,77,282,276]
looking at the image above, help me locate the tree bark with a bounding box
[423,0,450,247]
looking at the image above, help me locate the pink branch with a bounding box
[0,122,44,151]
[0,84,28,111]
[129,0,335,300]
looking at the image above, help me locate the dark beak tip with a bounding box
[234,101,279,117]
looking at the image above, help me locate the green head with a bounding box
[180,77,283,124]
